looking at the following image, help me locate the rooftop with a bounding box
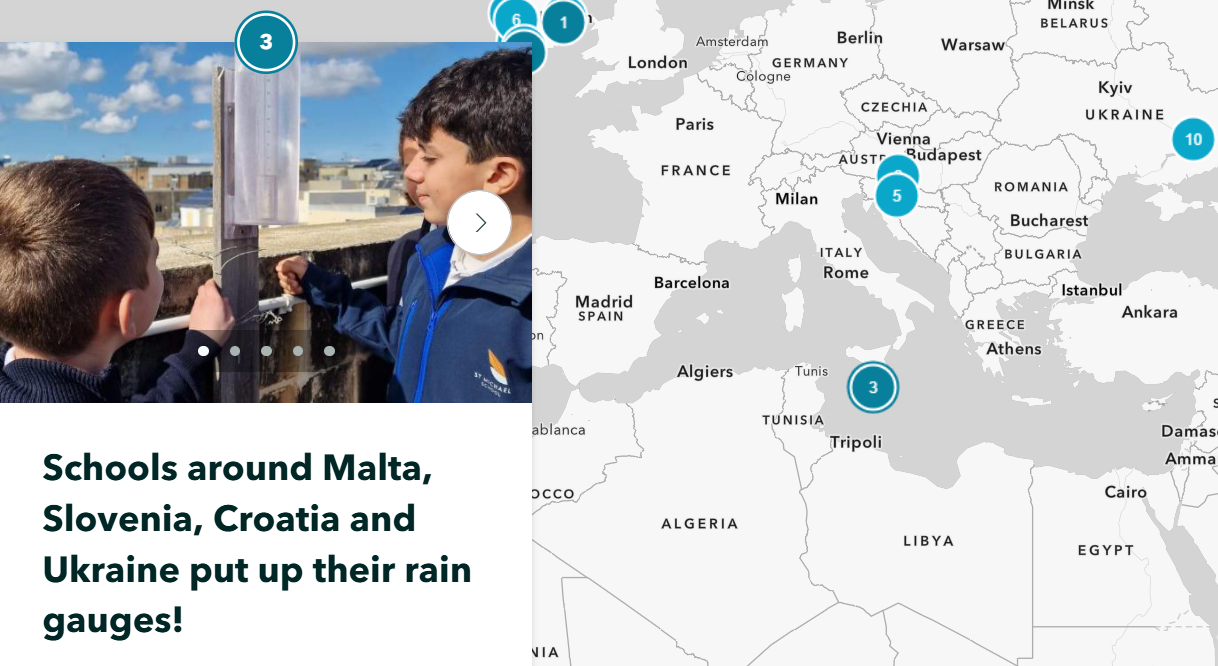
[148,164,213,175]
[155,214,423,270]
[356,158,395,169]
[179,188,213,208]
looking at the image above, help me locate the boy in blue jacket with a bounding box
[276,47,532,402]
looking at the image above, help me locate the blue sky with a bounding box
[0,42,519,163]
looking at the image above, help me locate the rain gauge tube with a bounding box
[234,59,300,225]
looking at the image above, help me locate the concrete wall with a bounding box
[305,179,361,191]
[310,191,369,205]
[305,207,379,225]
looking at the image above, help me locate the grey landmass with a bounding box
[584,189,1198,488]
[534,364,576,426]
[818,193,1196,487]
[536,0,796,244]
[1075,173,1218,289]
[1171,165,1218,206]
[656,0,793,75]
[849,203,950,305]
[579,220,899,403]
[535,11,645,244]
[1143,498,1218,658]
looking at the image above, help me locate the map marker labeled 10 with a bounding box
[1173,118,1213,161]
[448,190,513,256]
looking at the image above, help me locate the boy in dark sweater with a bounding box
[276,47,531,402]
[0,159,235,402]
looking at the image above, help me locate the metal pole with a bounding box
[213,66,260,402]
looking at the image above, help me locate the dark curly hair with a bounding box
[398,47,532,202]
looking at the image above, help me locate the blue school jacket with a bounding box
[301,227,532,402]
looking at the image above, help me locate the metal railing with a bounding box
[140,275,389,338]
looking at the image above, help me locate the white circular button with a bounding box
[446,190,512,256]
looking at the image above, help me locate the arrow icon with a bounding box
[476,213,487,232]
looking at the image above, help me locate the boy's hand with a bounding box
[276,256,308,296]
[189,279,235,345]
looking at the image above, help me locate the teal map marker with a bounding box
[848,361,900,413]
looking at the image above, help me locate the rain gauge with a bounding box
[233,59,300,226]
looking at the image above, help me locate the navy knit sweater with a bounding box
[0,331,220,403]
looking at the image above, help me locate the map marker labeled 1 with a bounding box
[448,190,513,256]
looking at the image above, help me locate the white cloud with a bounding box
[191,84,211,104]
[80,59,104,83]
[301,58,380,98]
[80,111,138,134]
[299,43,407,58]
[127,45,227,104]
[94,80,182,113]
[126,61,150,81]
[15,91,83,121]
[136,44,230,82]
[0,42,105,93]
[192,119,211,130]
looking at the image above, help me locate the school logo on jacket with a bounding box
[488,349,508,385]
[474,348,512,398]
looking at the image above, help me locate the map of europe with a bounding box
[531,0,1218,663]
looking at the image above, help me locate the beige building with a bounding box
[347,166,383,182]
[145,188,202,223]
[316,159,400,180]
[301,188,407,225]
[103,155,156,188]
[318,164,350,179]
[178,189,215,228]
[305,179,363,191]
[147,164,213,190]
